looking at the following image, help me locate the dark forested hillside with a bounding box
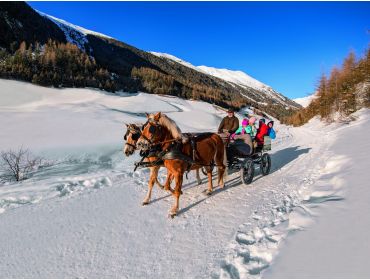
[0,40,115,91]
[0,2,66,51]
[0,1,300,120]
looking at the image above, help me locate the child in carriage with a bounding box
[232,118,248,138]
[232,117,257,139]
[267,120,276,139]
[255,118,269,146]
[247,117,257,137]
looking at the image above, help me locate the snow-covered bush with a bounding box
[0,148,41,182]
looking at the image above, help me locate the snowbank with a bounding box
[263,109,370,278]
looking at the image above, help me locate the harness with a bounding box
[134,141,195,172]
[134,128,217,174]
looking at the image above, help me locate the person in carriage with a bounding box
[255,118,269,146]
[246,116,257,137]
[231,117,255,137]
[217,108,239,139]
[232,118,249,138]
[267,120,276,139]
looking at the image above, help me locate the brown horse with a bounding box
[137,112,227,217]
[123,123,202,205]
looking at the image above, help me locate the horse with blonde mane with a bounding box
[123,123,202,205]
[137,112,227,217]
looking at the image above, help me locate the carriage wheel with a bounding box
[201,164,215,176]
[240,158,254,185]
[260,153,271,176]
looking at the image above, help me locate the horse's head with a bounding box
[123,123,141,156]
[137,112,163,151]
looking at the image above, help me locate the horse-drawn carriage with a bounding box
[123,112,272,217]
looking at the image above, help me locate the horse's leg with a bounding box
[154,166,164,189]
[169,171,183,218]
[142,166,159,205]
[196,168,202,185]
[164,172,174,193]
[204,166,213,195]
[217,165,226,189]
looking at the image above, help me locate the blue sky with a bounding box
[28,1,369,99]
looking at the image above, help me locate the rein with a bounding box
[155,138,179,147]
[139,133,154,145]
[134,147,165,171]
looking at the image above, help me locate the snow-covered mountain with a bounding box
[36,12,289,109]
[293,93,317,108]
[0,2,301,121]
[151,52,292,107]
[150,52,201,72]
[37,11,112,52]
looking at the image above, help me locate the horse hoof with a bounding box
[205,190,212,196]
[168,213,177,219]
[165,187,174,194]
[142,201,150,206]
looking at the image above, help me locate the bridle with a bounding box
[140,119,163,146]
[124,126,141,149]
[141,119,183,149]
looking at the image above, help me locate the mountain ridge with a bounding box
[0,2,300,119]
[150,52,289,107]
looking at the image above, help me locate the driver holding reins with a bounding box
[218,108,239,140]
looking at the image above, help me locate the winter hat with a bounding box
[260,118,266,124]
[242,119,249,126]
[267,120,274,127]
[249,117,256,125]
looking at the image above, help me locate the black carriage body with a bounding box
[226,135,272,185]
[226,140,253,159]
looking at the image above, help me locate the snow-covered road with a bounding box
[0,79,368,278]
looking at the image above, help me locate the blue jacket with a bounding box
[268,128,276,139]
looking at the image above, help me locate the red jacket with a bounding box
[255,122,269,144]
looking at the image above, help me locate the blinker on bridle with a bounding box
[141,119,162,145]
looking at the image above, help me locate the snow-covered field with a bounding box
[0,79,369,278]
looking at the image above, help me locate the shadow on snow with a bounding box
[145,146,312,216]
